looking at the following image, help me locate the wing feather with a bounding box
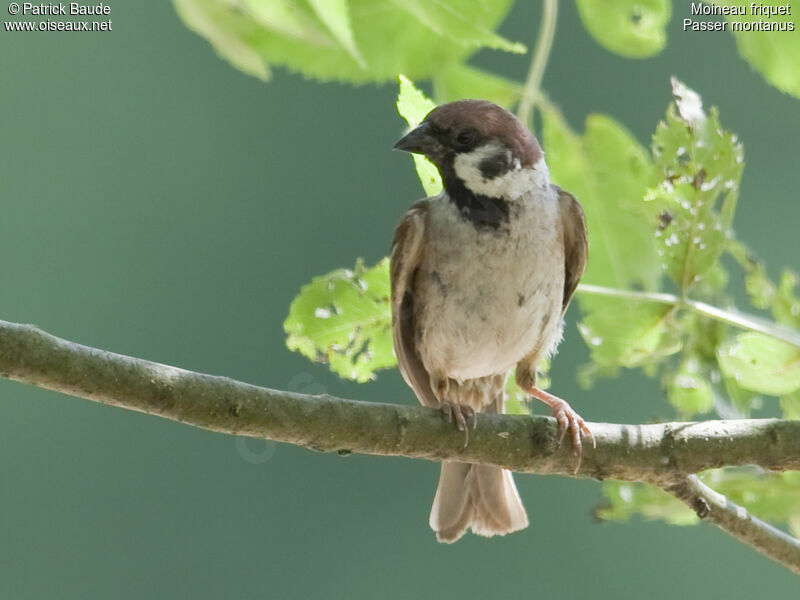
[390,199,438,407]
[555,186,588,313]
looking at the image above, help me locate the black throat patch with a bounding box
[440,165,510,231]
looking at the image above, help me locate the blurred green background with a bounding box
[2,2,799,597]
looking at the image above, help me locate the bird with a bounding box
[390,99,593,543]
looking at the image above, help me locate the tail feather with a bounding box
[429,462,473,542]
[430,461,529,543]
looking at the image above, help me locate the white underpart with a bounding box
[417,182,565,384]
[453,142,550,199]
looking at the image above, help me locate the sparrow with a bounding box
[390,100,593,543]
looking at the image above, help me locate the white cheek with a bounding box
[453,142,512,197]
[453,144,551,200]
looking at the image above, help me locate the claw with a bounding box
[441,402,453,423]
[453,406,467,432]
[527,387,593,474]
[466,407,478,430]
[440,402,472,448]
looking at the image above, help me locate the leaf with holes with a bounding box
[284,259,394,382]
[576,0,671,59]
[647,78,743,294]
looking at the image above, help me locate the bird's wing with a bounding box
[390,199,439,408]
[555,186,588,313]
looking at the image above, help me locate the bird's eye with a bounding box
[454,129,477,149]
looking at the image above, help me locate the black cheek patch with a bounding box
[478,151,511,180]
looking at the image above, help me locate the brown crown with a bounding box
[425,100,542,167]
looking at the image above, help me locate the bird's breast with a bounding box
[416,191,565,381]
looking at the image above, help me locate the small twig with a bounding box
[517,0,558,132]
[577,283,800,348]
[665,475,800,575]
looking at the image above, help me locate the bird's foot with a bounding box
[528,387,594,473]
[440,402,477,448]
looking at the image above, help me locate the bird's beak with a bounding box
[393,122,438,156]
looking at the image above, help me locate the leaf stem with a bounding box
[577,284,800,348]
[517,0,558,132]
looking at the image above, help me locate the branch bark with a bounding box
[1,319,799,572]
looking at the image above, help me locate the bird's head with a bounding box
[394,100,546,200]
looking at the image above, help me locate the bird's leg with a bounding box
[440,402,475,448]
[527,387,594,473]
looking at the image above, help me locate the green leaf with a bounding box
[596,480,697,525]
[578,299,680,369]
[307,0,364,66]
[599,469,800,530]
[717,332,800,396]
[284,259,394,382]
[397,75,436,127]
[433,64,522,108]
[174,0,271,81]
[722,373,762,417]
[174,0,522,84]
[396,0,525,54]
[504,375,529,416]
[542,109,659,290]
[730,241,800,328]
[664,356,714,418]
[716,2,800,98]
[780,392,800,419]
[542,109,681,377]
[576,0,671,58]
[397,76,442,196]
[736,248,776,311]
[504,361,551,416]
[648,78,744,293]
[705,468,800,525]
[241,0,332,44]
[774,270,800,327]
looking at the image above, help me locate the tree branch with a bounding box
[666,475,800,575]
[2,319,799,477]
[1,319,800,572]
